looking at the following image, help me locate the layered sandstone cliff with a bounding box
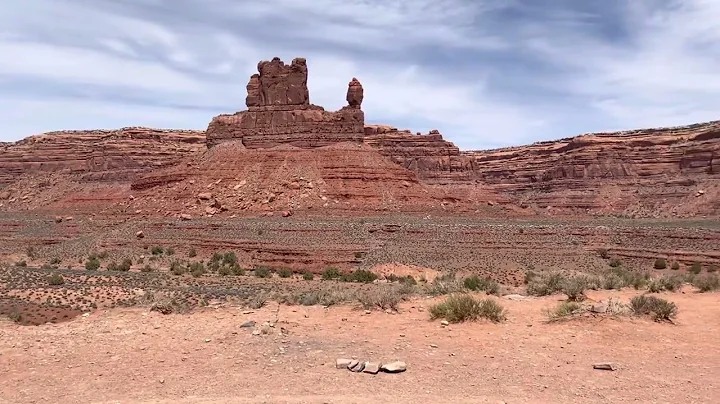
[0,127,205,184]
[205,57,365,148]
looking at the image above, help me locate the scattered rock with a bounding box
[590,303,608,314]
[362,362,381,374]
[350,361,365,372]
[281,210,293,217]
[336,358,353,369]
[197,192,213,200]
[503,294,531,301]
[135,230,145,239]
[593,362,618,371]
[381,361,407,373]
[179,214,192,220]
[240,321,256,328]
[251,329,261,336]
[347,359,359,370]
[440,320,449,326]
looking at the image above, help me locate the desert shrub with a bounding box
[85,258,101,271]
[602,266,649,290]
[218,265,231,276]
[151,246,164,256]
[463,275,500,295]
[231,264,245,276]
[210,252,223,263]
[400,275,417,285]
[277,267,293,278]
[523,270,538,284]
[98,251,109,260]
[188,248,197,258]
[546,301,584,321]
[354,252,364,259]
[692,273,720,292]
[526,272,566,296]
[598,248,610,259]
[430,294,505,323]
[609,257,622,268]
[41,264,54,270]
[166,247,175,256]
[647,275,684,293]
[302,271,314,280]
[689,262,703,274]
[357,286,402,311]
[708,265,718,273]
[15,260,27,267]
[118,258,132,272]
[427,273,464,296]
[561,276,589,301]
[630,295,678,321]
[88,253,98,261]
[189,262,205,277]
[254,266,272,278]
[107,261,119,271]
[222,252,237,266]
[50,257,61,265]
[671,261,680,270]
[347,269,378,283]
[322,267,341,280]
[26,246,36,259]
[170,261,186,276]
[208,260,220,272]
[150,299,177,315]
[654,258,667,270]
[140,265,154,273]
[47,273,65,286]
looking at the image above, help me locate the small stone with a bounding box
[593,362,618,371]
[242,311,253,314]
[252,329,261,336]
[204,338,211,343]
[159,379,165,384]
[591,303,608,314]
[240,321,256,328]
[364,310,371,315]
[336,358,353,369]
[381,361,407,373]
[347,359,359,370]
[430,344,438,348]
[135,230,144,238]
[440,320,449,326]
[363,362,380,374]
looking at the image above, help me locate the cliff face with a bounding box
[205,57,366,149]
[0,127,205,185]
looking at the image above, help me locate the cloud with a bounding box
[1,0,719,149]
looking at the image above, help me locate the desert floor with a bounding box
[1,289,718,404]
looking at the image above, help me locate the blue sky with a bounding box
[1,0,719,149]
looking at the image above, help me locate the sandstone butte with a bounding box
[0,56,719,218]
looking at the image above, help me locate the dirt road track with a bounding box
[1,289,719,404]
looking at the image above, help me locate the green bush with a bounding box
[526,272,566,296]
[211,252,223,263]
[647,275,684,293]
[671,261,680,270]
[346,269,377,283]
[151,246,164,256]
[429,294,505,323]
[47,273,65,286]
[426,273,464,296]
[254,266,272,278]
[463,275,500,295]
[107,261,119,271]
[354,252,364,259]
[85,258,101,271]
[561,276,589,301]
[218,265,231,276]
[170,261,186,276]
[692,273,720,292]
[546,301,584,321]
[630,295,678,321]
[278,268,293,278]
[222,252,237,266]
[302,271,314,280]
[689,262,703,274]
[322,267,341,280]
[654,258,667,270]
[231,264,245,276]
[189,262,205,277]
[609,257,622,268]
[166,247,175,256]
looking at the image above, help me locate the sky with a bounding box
[1,0,719,149]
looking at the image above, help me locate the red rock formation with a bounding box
[206,57,365,149]
[0,127,205,185]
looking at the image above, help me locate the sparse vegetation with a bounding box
[429,294,505,323]
[15,260,27,267]
[426,273,464,296]
[47,273,65,286]
[107,261,119,271]
[357,286,402,311]
[546,301,583,321]
[598,248,610,259]
[98,251,109,260]
[671,261,680,270]
[322,267,341,280]
[302,271,314,280]
[166,247,175,256]
[609,257,622,268]
[278,268,293,278]
[189,262,205,277]
[151,246,164,256]
[526,272,565,296]
[708,265,718,273]
[342,269,377,283]
[231,264,245,276]
[654,258,667,270]
[463,275,500,295]
[170,260,186,276]
[561,276,589,301]
[647,275,684,293]
[689,262,703,274]
[188,248,197,258]
[26,246,36,259]
[254,266,271,278]
[692,273,720,292]
[85,258,101,271]
[140,265,154,273]
[630,295,678,322]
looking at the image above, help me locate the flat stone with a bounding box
[347,359,359,370]
[381,361,407,373]
[240,321,256,328]
[590,304,608,314]
[336,358,353,369]
[350,361,365,372]
[363,362,380,374]
[440,320,449,326]
[593,362,618,371]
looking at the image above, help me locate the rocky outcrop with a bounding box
[0,127,205,184]
[205,57,365,149]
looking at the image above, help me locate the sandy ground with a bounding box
[1,289,719,404]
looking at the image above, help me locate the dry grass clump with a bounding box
[429,294,505,323]
[630,295,678,322]
[691,273,720,292]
